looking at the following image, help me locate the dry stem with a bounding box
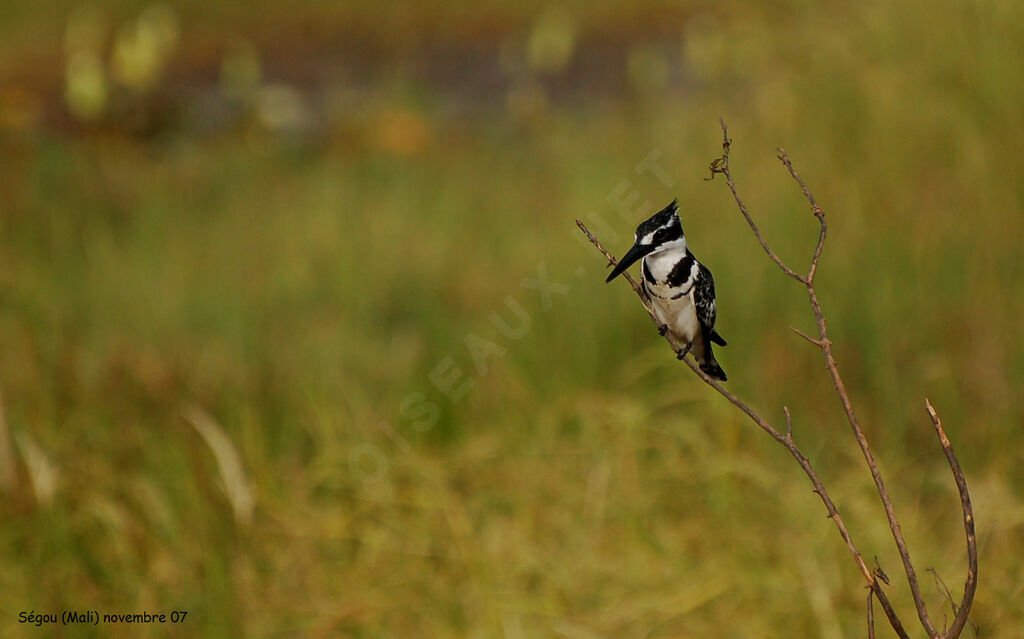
[577,120,977,639]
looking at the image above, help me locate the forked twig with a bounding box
[578,120,977,639]
[713,118,976,639]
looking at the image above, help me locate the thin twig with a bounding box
[776,148,825,219]
[868,589,877,639]
[576,220,645,300]
[790,326,825,348]
[926,399,978,639]
[777,149,827,282]
[928,567,958,619]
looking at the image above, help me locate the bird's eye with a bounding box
[653,229,666,242]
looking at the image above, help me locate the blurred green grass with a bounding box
[2,1,1024,637]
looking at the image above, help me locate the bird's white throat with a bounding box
[643,240,687,282]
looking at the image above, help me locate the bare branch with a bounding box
[576,219,645,300]
[774,147,941,638]
[777,148,827,282]
[709,119,806,283]
[790,326,826,348]
[776,148,824,217]
[868,589,877,639]
[926,399,978,639]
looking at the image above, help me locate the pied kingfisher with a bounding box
[606,200,728,381]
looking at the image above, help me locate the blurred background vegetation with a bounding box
[1,1,1022,637]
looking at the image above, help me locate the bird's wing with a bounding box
[694,262,718,332]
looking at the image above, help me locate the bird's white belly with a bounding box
[648,286,700,345]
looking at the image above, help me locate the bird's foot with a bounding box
[675,343,692,361]
[658,324,670,337]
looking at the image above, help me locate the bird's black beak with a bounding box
[606,242,653,283]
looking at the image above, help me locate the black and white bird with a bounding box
[606,200,728,381]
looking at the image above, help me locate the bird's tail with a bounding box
[696,329,729,378]
[699,341,727,382]
[700,357,727,382]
